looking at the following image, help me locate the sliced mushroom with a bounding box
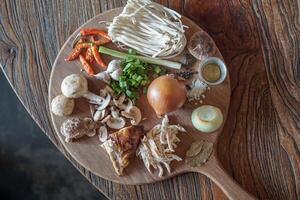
[93,108,108,121]
[110,106,120,118]
[119,99,133,111]
[90,104,96,117]
[98,126,108,142]
[101,114,111,123]
[97,94,111,111]
[103,85,117,98]
[113,93,126,109]
[83,117,98,137]
[121,106,142,125]
[107,117,126,129]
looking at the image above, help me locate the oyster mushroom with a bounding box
[107,116,126,129]
[51,94,75,116]
[61,74,104,105]
[121,106,142,125]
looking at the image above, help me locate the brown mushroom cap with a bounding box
[60,117,86,142]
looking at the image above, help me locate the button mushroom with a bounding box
[121,106,142,125]
[61,74,106,105]
[51,94,75,116]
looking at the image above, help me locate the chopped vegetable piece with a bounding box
[85,47,94,63]
[65,42,92,61]
[91,45,107,69]
[80,28,111,41]
[99,46,181,69]
[128,49,137,55]
[91,35,111,45]
[109,56,164,100]
[79,55,95,75]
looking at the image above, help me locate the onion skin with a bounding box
[147,75,187,117]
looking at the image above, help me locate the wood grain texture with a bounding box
[0,0,299,200]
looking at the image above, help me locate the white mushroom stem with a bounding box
[84,91,105,104]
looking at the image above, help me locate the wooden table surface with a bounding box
[0,0,299,199]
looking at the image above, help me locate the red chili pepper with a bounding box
[91,35,111,46]
[80,28,111,41]
[85,47,94,63]
[65,42,92,61]
[91,45,107,69]
[79,54,95,75]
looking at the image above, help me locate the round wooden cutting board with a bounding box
[49,8,230,185]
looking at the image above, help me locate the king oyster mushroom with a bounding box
[60,117,98,142]
[61,74,105,105]
[51,94,75,116]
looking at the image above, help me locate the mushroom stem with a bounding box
[83,91,104,104]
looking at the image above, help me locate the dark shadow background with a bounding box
[0,70,107,200]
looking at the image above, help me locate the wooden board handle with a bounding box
[198,155,256,200]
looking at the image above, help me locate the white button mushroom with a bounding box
[51,94,75,116]
[61,74,106,105]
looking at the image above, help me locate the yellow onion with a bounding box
[147,75,187,117]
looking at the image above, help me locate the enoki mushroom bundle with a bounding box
[108,0,187,58]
